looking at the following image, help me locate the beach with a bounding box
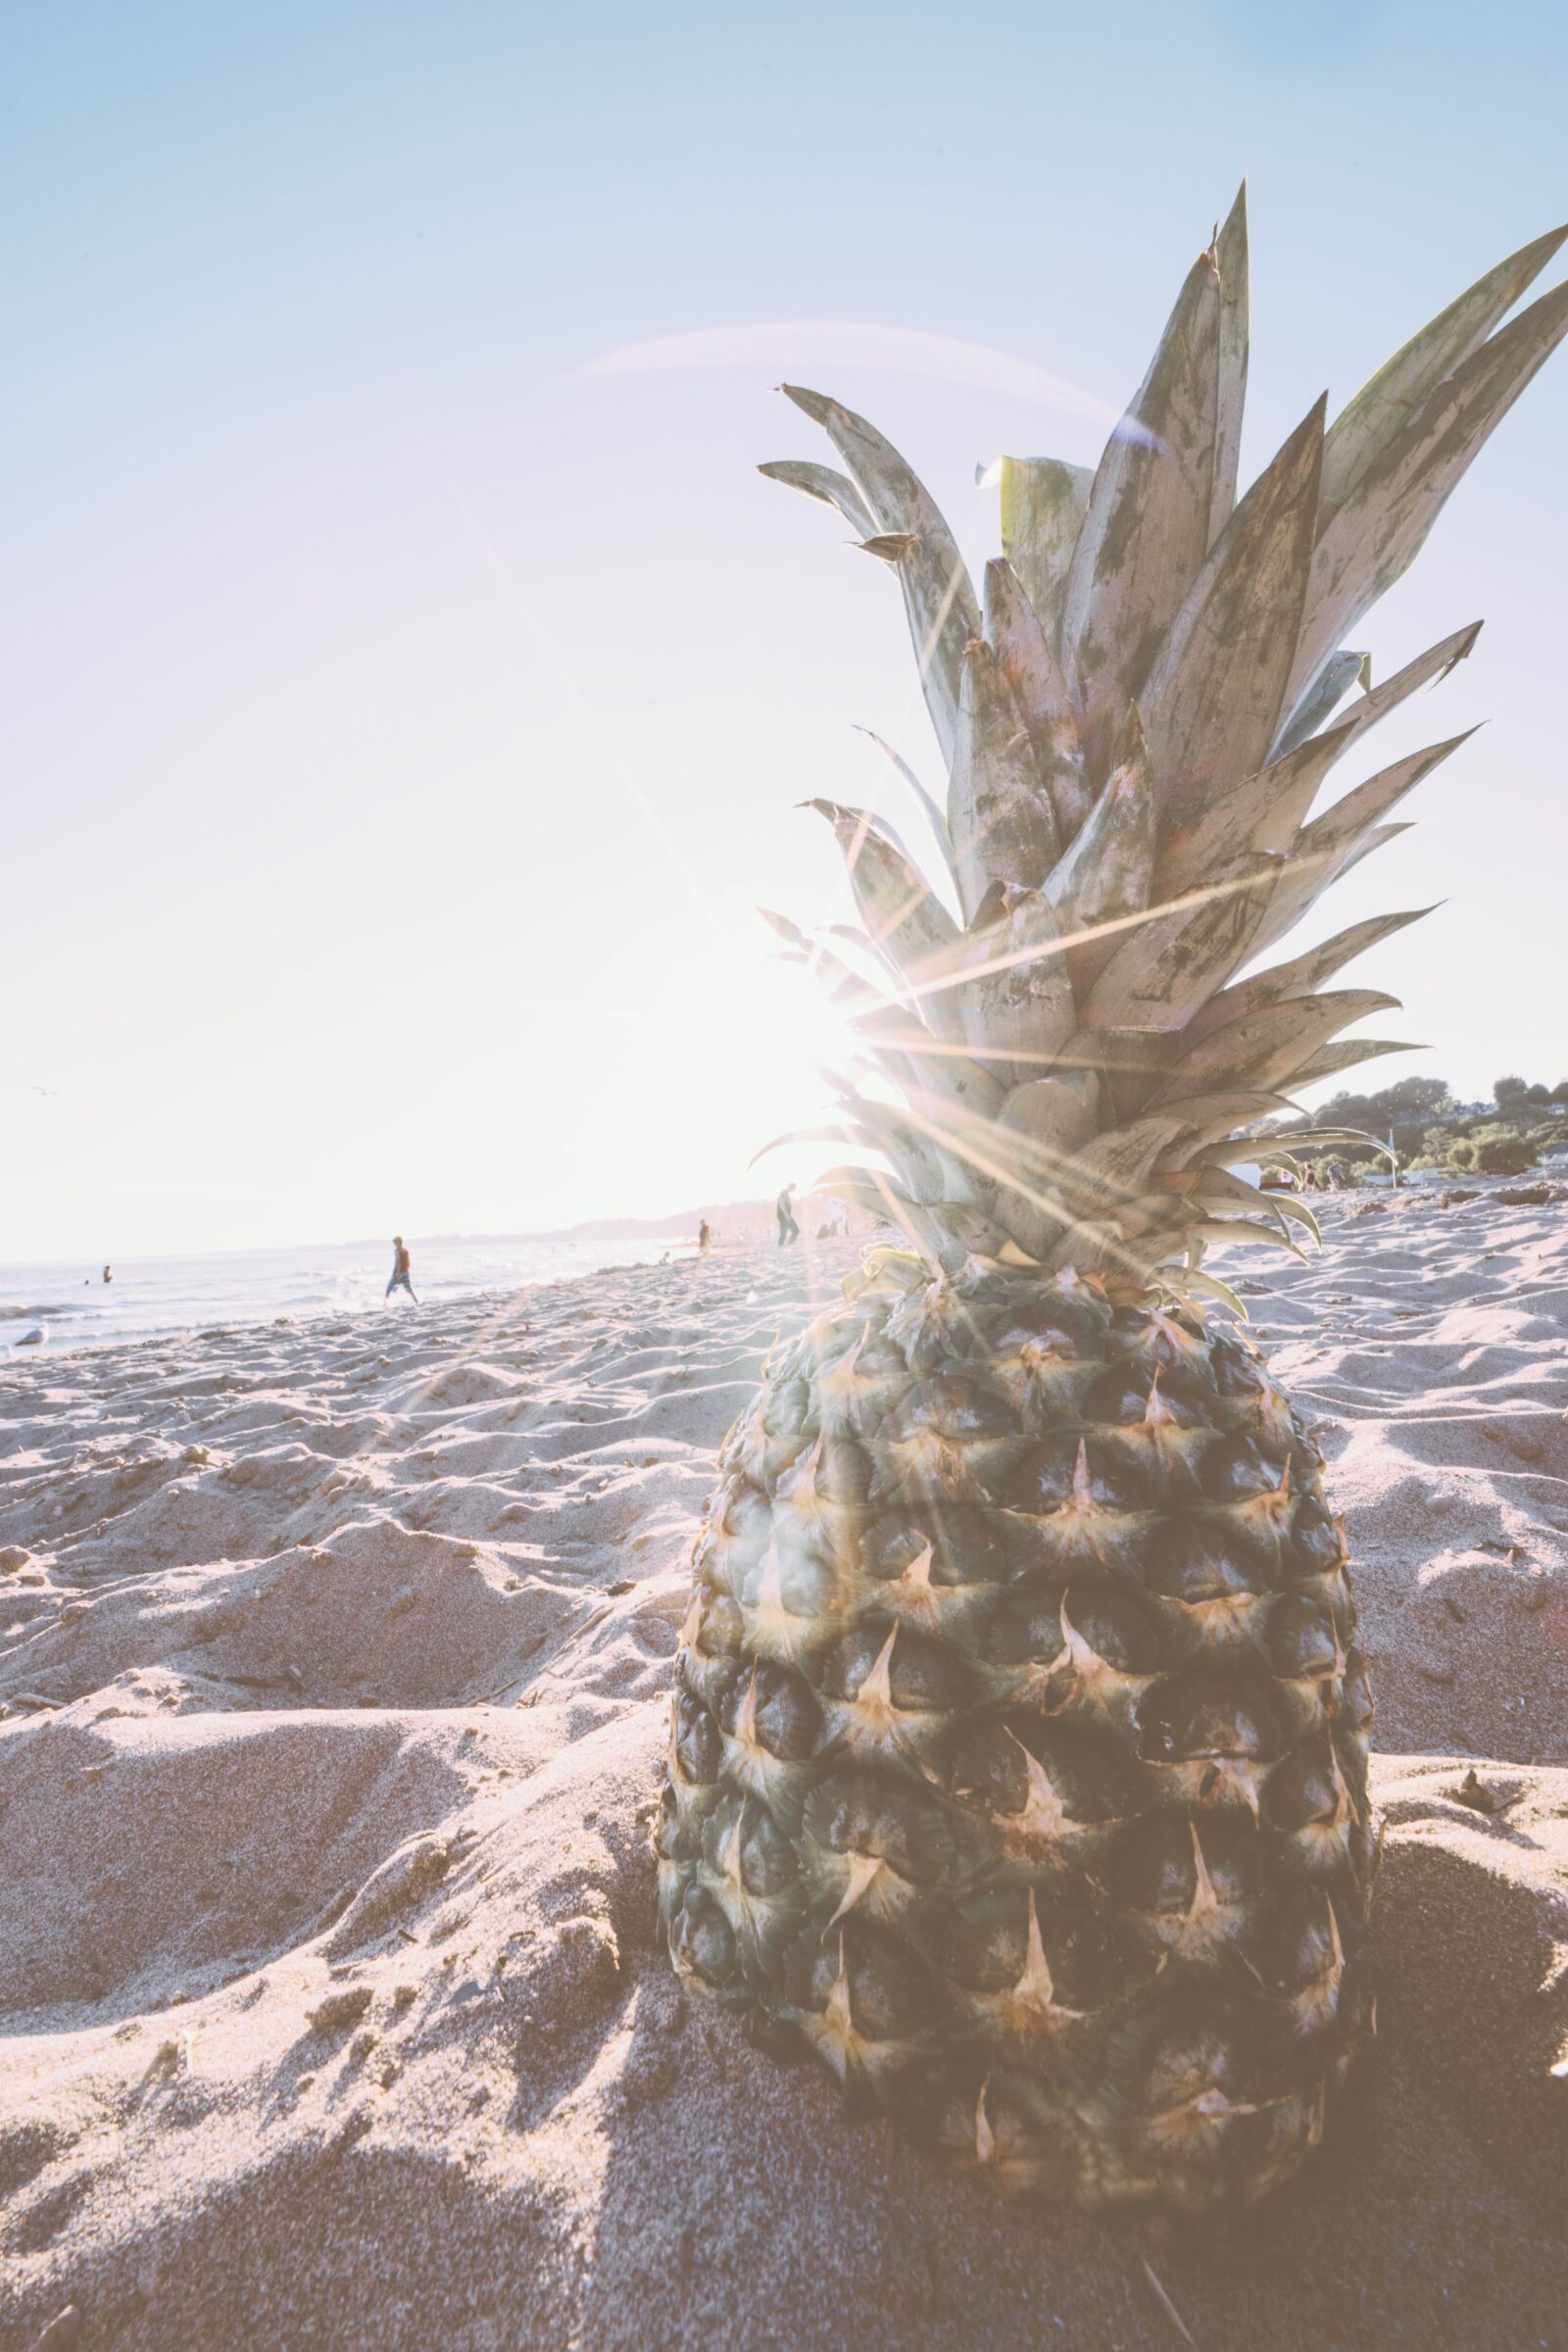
[1,1197,1565,2351]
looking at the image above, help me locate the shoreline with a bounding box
[0,1212,871,1364]
[1,1205,1565,2348]
[0,1235,730,1367]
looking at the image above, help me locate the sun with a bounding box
[568,919,865,1214]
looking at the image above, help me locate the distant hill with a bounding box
[521,1193,867,1245]
[530,1200,759,1243]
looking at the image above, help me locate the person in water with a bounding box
[386,1236,418,1301]
[102,1265,113,1284]
[775,1183,800,1247]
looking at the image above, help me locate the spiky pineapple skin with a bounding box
[658,1263,1377,2213]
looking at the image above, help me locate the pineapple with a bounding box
[657,195,1568,2213]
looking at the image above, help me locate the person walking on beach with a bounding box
[775,1183,801,1247]
[698,1218,712,1253]
[386,1235,419,1302]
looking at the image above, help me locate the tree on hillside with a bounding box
[1305,1076,1456,1154]
[1298,1077,1466,1166]
[1494,1073,1529,1105]
[1376,1076,1454,1117]
[1552,1081,1568,1105]
[1315,1076,1453,1130]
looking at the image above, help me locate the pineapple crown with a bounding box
[759,191,1568,1309]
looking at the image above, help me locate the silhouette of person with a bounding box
[386,1236,419,1301]
[775,1183,801,1246]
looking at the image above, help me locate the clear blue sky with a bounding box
[5,0,1566,1259]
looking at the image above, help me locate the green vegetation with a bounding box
[1276,1072,1568,1180]
[1443,1127,1542,1176]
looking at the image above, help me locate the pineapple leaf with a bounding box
[1188,1218,1310,1263]
[1320,221,1568,524]
[1310,621,1481,752]
[1258,1188,1322,1245]
[1284,1037,1422,1089]
[956,884,1075,1087]
[850,1023,1005,1123]
[1331,819,1413,884]
[758,459,878,541]
[995,1130,1195,1268]
[1251,1125,1395,1152]
[1140,398,1326,832]
[1295,731,1475,867]
[948,638,1061,921]
[1155,1090,1301,1158]
[763,910,895,1011]
[987,1080,1107,1259]
[1291,275,1568,705]
[758,906,809,951]
[1047,705,1157,993]
[1270,649,1367,760]
[749,1123,862,1167]
[782,385,981,762]
[840,1243,929,1302]
[1060,1116,1197,1212]
[988,1175,1070,1264]
[854,728,958,894]
[1174,1266,1250,1319]
[1152,988,1398,1102]
[1191,906,1435,1042]
[1251,735,1471,956]
[826,1081,986,1208]
[804,798,969,1042]
[1228,622,1481,887]
[1082,855,1281,1033]
[804,934,898,1012]
[997,1074,1099,1164]
[982,558,1092,844]
[1156,716,1359,898]
[998,456,1093,648]
[814,1167,970,1273]
[1209,182,1250,548]
[1187,1161,1301,1230]
[1061,239,1225,771]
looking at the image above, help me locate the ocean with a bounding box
[0,1230,699,1356]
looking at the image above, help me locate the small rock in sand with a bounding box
[306,1984,374,2036]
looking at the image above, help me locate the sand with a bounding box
[1,1195,1565,2352]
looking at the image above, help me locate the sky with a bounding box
[4,0,1566,1261]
